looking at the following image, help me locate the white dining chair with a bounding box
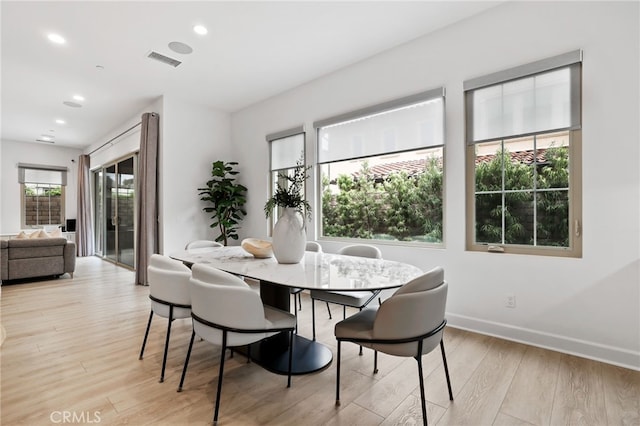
[139,254,192,383]
[177,264,296,425]
[184,240,223,250]
[289,241,323,318]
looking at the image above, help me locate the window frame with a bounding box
[266,126,306,235]
[18,163,68,229]
[313,88,446,246]
[464,51,583,257]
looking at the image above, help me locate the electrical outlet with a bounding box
[505,294,516,308]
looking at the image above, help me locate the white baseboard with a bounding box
[446,313,640,371]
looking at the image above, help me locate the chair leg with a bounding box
[358,307,363,355]
[287,330,294,388]
[335,340,341,406]
[416,355,428,426]
[312,298,316,341]
[343,305,346,319]
[139,310,153,360]
[440,340,454,401]
[160,306,174,383]
[294,298,298,334]
[298,293,302,311]
[326,301,332,319]
[177,330,195,392]
[213,331,228,426]
[373,350,378,374]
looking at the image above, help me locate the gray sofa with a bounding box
[1,238,76,282]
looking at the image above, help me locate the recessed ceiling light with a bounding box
[55,119,66,125]
[47,33,66,44]
[168,41,193,55]
[193,25,208,35]
[73,94,85,102]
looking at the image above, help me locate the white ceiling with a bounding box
[1,1,501,150]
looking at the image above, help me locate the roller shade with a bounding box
[18,163,68,186]
[267,127,305,171]
[465,50,582,144]
[315,88,444,164]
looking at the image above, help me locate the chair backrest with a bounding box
[147,254,192,306]
[306,241,323,253]
[189,264,266,331]
[185,240,223,250]
[373,266,447,356]
[338,244,382,259]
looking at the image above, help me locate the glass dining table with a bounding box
[170,245,424,375]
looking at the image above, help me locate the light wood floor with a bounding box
[1,256,638,426]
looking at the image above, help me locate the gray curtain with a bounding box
[135,112,160,285]
[76,154,94,256]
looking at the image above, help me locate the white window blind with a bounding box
[267,127,305,171]
[465,50,582,144]
[314,88,444,164]
[18,163,68,186]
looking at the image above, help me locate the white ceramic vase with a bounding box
[272,207,306,264]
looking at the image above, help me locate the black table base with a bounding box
[243,332,333,375]
[236,280,333,375]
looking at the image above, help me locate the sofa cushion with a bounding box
[7,238,67,260]
[9,257,64,280]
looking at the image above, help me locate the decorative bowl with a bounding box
[241,238,273,258]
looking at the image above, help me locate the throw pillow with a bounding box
[14,231,28,239]
[50,228,63,237]
[29,230,41,239]
[37,230,50,238]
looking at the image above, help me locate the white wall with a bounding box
[230,1,640,369]
[86,97,164,168]
[160,95,231,253]
[0,139,81,234]
[85,95,231,255]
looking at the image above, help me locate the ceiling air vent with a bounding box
[147,51,181,68]
[35,139,55,144]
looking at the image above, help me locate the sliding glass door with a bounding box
[94,155,137,269]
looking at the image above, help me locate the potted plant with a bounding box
[264,158,311,263]
[198,161,247,246]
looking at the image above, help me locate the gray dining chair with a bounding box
[334,266,453,425]
[185,240,223,250]
[177,264,296,425]
[310,244,382,344]
[290,241,323,316]
[139,254,192,383]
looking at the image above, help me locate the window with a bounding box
[267,127,306,231]
[314,88,445,244]
[465,50,582,257]
[19,163,68,228]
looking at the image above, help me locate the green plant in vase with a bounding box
[264,158,311,263]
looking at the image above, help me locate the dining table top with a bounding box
[170,245,424,291]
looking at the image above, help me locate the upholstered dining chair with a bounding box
[334,266,453,425]
[310,244,382,343]
[139,254,192,383]
[184,240,223,250]
[289,241,323,323]
[177,264,296,425]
